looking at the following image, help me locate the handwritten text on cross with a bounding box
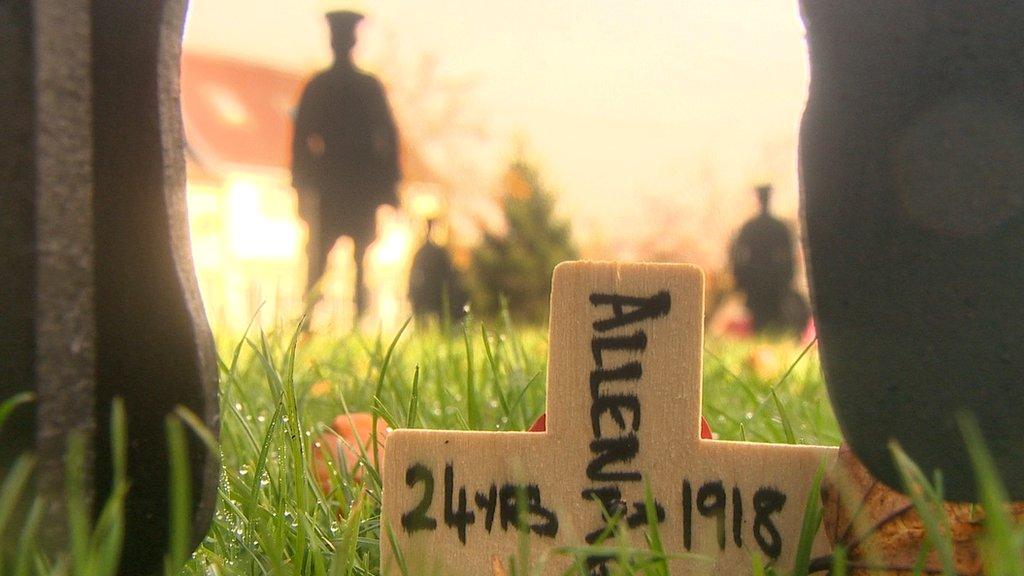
[382,262,837,575]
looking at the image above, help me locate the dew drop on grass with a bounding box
[257,414,266,423]
[234,402,243,411]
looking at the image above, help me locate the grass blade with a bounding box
[384,522,411,576]
[13,497,44,576]
[372,317,413,473]
[790,463,825,576]
[165,416,192,575]
[92,399,128,576]
[481,323,514,428]
[174,405,220,455]
[642,481,667,576]
[770,388,797,445]
[889,441,957,576]
[0,392,34,435]
[0,455,35,541]
[957,413,1024,576]
[406,365,421,429]
[462,322,480,430]
[66,432,92,575]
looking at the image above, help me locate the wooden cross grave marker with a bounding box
[383,262,838,575]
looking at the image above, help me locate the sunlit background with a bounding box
[181,0,810,332]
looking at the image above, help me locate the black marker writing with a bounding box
[474,485,498,532]
[444,464,475,544]
[591,331,647,367]
[753,487,786,559]
[590,291,671,332]
[401,463,559,543]
[587,435,641,482]
[401,464,437,533]
[591,394,640,438]
[680,479,787,559]
[697,481,727,550]
[589,362,642,399]
[582,290,672,575]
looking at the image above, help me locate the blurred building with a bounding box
[181,51,444,333]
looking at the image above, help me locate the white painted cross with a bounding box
[382,262,837,575]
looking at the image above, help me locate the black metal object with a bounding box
[0,1,219,570]
[800,0,1024,501]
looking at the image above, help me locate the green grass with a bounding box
[1,317,1021,575]
[192,321,839,576]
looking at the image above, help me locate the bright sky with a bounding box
[184,0,810,265]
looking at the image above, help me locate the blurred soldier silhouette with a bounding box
[292,10,401,319]
[729,184,809,335]
[408,219,467,323]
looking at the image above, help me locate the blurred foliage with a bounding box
[467,157,578,324]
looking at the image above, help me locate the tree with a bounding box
[468,158,577,324]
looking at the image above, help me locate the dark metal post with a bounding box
[1,1,219,570]
[800,0,1024,501]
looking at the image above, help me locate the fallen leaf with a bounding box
[312,412,389,493]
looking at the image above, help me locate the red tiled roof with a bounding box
[182,51,301,171]
[181,51,439,184]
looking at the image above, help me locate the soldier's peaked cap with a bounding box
[326,10,364,35]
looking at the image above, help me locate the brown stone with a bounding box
[822,445,1024,575]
